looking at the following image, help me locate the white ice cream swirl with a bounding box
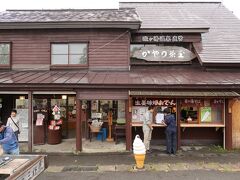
[133,135,146,154]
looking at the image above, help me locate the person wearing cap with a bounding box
[163,107,177,155]
[0,121,19,155]
[143,106,154,153]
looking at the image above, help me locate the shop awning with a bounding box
[0,68,240,90]
[129,91,240,97]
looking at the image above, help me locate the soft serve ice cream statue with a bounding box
[133,135,146,169]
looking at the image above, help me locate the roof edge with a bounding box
[0,21,141,30]
[6,8,123,11]
[138,28,209,33]
[120,1,222,3]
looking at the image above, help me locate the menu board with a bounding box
[132,106,148,122]
[17,109,29,142]
[117,100,125,119]
[15,99,29,142]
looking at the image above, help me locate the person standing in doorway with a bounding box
[164,108,177,155]
[143,106,154,153]
[0,121,19,155]
[6,109,21,141]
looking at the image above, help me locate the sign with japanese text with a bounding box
[132,98,176,106]
[212,99,224,104]
[131,34,201,43]
[132,45,196,62]
[142,35,184,42]
[182,99,202,105]
[16,157,45,180]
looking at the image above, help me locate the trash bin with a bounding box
[97,128,107,141]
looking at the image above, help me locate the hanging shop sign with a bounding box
[132,45,196,62]
[132,98,176,106]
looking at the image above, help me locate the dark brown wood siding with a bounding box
[0,29,130,70]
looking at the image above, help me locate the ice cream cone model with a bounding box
[134,154,145,169]
[133,135,146,169]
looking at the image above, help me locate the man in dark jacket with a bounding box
[0,121,19,155]
[164,108,177,154]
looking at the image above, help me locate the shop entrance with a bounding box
[0,94,29,142]
[0,95,14,124]
[0,93,29,153]
[81,100,126,153]
[32,94,77,153]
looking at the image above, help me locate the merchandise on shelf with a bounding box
[48,104,62,131]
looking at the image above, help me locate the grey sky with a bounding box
[0,0,239,19]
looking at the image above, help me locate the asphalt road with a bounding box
[38,170,240,180]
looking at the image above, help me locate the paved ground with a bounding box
[38,171,240,180]
[37,146,240,179]
[21,139,126,153]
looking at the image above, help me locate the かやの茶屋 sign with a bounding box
[132,45,196,62]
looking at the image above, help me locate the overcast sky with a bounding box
[0,0,239,19]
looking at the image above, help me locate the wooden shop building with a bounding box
[0,1,240,153]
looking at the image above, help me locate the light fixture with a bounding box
[62,95,67,100]
[19,96,25,100]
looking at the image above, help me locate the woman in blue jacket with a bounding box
[164,108,177,155]
[0,121,19,155]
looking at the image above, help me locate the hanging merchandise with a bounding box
[48,104,63,130]
[47,104,62,144]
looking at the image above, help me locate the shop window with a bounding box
[68,97,76,119]
[90,100,125,123]
[210,99,224,123]
[0,43,10,66]
[181,106,198,123]
[51,43,88,66]
[180,98,224,124]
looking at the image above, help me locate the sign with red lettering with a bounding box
[181,99,203,106]
[133,98,176,106]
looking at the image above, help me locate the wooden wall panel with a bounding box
[0,29,130,70]
[232,99,240,148]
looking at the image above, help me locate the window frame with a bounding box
[50,42,88,68]
[0,42,11,69]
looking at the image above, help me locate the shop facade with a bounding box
[0,2,240,153]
